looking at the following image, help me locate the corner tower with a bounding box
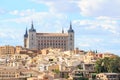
[28,21,37,49]
[24,28,28,48]
[68,22,74,51]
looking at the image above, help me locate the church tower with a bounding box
[28,21,37,49]
[68,22,74,51]
[24,28,28,48]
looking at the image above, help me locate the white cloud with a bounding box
[31,0,79,13]
[0,33,7,38]
[78,0,103,16]
[1,10,69,36]
[31,0,120,17]
[79,43,90,47]
[9,10,18,15]
[1,13,68,37]
[5,12,41,23]
[111,39,120,44]
[76,37,104,51]
[0,29,21,39]
[73,17,120,35]
[78,0,120,17]
[0,26,24,46]
[9,9,35,16]
[0,9,6,14]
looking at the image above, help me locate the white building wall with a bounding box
[28,31,37,49]
[68,32,74,51]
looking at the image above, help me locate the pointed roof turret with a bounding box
[29,21,36,32]
[31,21,34,29]
[68,21,74,33]
[62,27,64,33]
[70,21,72,29]
[24,28,28,38]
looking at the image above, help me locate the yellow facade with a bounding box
[48,64,59,71]
[0,45,15,55]
[16,46,22,54]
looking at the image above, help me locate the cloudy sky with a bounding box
[0,0,120,55]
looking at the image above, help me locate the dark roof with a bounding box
[24,28,28,38]
[29,28,36,32]
[29,21,36,32]
[68,22,74,33]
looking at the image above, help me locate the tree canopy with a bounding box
[95,56,120,73]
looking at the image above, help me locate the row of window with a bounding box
[1,50,14,52]
[0,75,15,77]
[38,45,66,47]
[107,75,118,78]
[0,72,15,74]
[38,43,66,46]
[38,47,66,50]
[37,36,67,39]
[38,40,67,42]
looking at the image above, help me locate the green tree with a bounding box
[53,69,60,74]
[95,59,103,73]
[113,57,120,72]
[95,56,120,73]
[92,74,96,80]
[77,64,83,69]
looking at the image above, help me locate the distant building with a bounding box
[19,49,39,57]
[84,51,97,63]
[102,53,117,58]
[0,45,24,55]
[0,45,15,55]
[15,46,22,54]
[24,21,74,51]
[0,67,40,80]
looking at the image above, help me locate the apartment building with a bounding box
[0,45,15,55]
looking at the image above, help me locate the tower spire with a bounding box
[25,27,28,35]
[70,21,72,29]
[29,21,36,32]
[31,20,34,29]
[62,27,64,33]
[68,21,74,33]
[24,27,28,38]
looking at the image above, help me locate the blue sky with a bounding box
[0,0,120,55]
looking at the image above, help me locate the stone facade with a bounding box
[0,45,15,55]
[24,22,74,51]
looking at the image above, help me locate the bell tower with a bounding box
[24,28,28,48]
[68,22,74,51]
[28,21,37,49]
